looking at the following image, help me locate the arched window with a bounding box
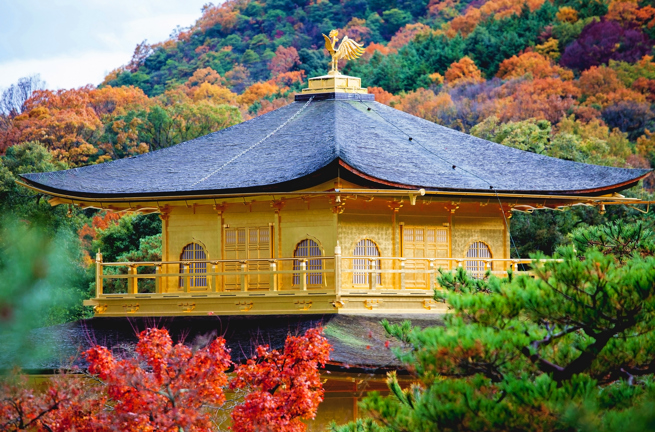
[179,243,207,288]
[465,241,491,279]
[293,239,323,286]
[353,239,381,286]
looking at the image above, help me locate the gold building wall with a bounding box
[450,203,509,272]
[159,197,510,293]
[163,205,222,293]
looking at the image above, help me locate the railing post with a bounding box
[513,261,518,272]
[128,265,138,295]
[400,258,406,290]
[155,264,161,293]
[301,259,308,291]
[368,258,376,290]
[95,251,103,297]
[240,261,248,292]
[212,262,218,292]
[183,265,191,293]
[334,243,342,296]
[269,260,277,291]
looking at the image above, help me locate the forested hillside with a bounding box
[1,0,655,324]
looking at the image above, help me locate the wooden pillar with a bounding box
[334,242,342,296]
[215,203,227,292]
[95,251,103,297]
[159,207,170,293]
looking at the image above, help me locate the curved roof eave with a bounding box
[17,99,652,201]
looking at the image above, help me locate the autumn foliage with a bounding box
[0,327,331,432]
[230,328,331,432]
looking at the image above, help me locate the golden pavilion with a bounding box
[18,71,649,318]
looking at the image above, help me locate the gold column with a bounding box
[158,206,170,293]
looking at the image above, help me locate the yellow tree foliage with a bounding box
[610,56,655,87]
[445,57,484,85]
[497,52,573,80]
[556,6,579,23]
[237,81,280,107]
[535,38,561,61]
[636,130,655,161]
[429,73,445,85]
[428,0,460,19]
[555,115,634,164]
[479,0,546,19]
[190,83,238,106]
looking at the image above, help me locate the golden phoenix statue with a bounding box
[322,30,365,75]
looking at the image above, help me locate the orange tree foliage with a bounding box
[230,328,331,432]
[78,211,123,263]
[237,81,280,107]
[394,89,455,123]
[191,1,241,35]
[88,86,151,118]
[606,0,655,27]
[496,52,573,80]
[185,67,226,90]
[577,66,646,107]
[447,8,482,37]
[492,77,581,123]
[444,57,484,85]
[362,43,391,59]
[446,0,546,37]
[9,87,103,165]
[269,46,301,77]
[387,23,431,51]
[368,87,395,105]
[0,327,330,432]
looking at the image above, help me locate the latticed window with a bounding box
[465,241,491,278]
[293,239,323,286]
[353,239,381,286]
[179,243,207,288]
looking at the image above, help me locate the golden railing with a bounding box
[94,248,558,299]
[94,254,335,296]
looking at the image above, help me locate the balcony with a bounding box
[83,246,544,316]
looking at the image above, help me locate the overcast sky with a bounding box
[0,0,211,90]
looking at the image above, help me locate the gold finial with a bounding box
[322,30,365,76]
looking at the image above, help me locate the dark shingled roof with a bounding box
[21,99,649,197]
[4,315,444,373]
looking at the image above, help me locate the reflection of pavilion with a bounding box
[19,73,649,317]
